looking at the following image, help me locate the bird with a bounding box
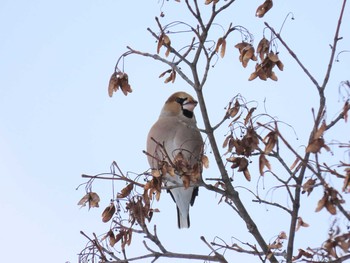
[146,91,203,228]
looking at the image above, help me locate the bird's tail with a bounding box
[169,186,195,229]
[177,206,190,228]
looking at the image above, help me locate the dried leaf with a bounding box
[325,200,337,215]
[296,217,310,231]
[78,192,100,209]
[314,120,327,139]
[315,193,327,212]
[292,249,313,260]
[159,69,172,78]
[215,37,223,53]
[223,134,233,149]
[256,0,273,18]
[238,157,249,172]
[268,51,279,62]
[102,203,116,223]
[202,155,209,168]
[302,178,317,196]
[259,154,271,176]
[117,183,134,198]
[227,100,240,118]
[244,107,256,125]
[323,239,338,258]
[243,169,251,181]
[220,39,226,58]
[276,60,284,71]
[157,33,164,54]
[269,71,278,81]
[108,72,119,97]
[257,37,270,60]
[77,193,90,207]
[306,138,329,153]
[264,131,277,154]
[108,230,117,247]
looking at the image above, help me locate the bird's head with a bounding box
[161,91,198,119]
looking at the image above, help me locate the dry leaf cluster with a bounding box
[157,33,172,57]
[235,42,257,68]
[102,228,133,249]
[267,231,287,252]
[108,71,133,97]
[306,121,330,153]
[323,232,350,258]
[315,187,344,215]
[77,192,100,209]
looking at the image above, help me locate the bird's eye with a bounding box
[176,97,187,105]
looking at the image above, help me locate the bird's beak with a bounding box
[182,99,198,112]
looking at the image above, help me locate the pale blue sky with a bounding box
[1,1,349,262]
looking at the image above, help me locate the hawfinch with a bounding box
[147,91,203,228]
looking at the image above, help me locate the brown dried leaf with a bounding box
[228,100,240,118]
[314,121,327,139]
[315,193,327,212]
[264,131,277,154]
[234,42,249,51]
[119,73,132,96]
[243,168,251,181]
[292,249,313,261]
[257,38,270,60]
[78,192,100,209]
[238,157,249,172]
[102,203,116,223]
[306,138,329,153]
[302,178,317,196]
[115,230,124,245]
[215,37,223,53]
[323,239,338,258]
[259,154,271,176]
[248,71,258,81]
[77,193,90,207]
[108,230,117,247]
[159,69,172,78]
[117,183,134,198]
[244,107,256,125]
[256,0,273,18]
[269,71,278,81]
[223,134,233,149]
[220,39,226,58]
[296,217,310,231]
[325,200,337,215]
[202,155,209,168]
[276,60,284,71]
[268,51,279,63]
[157,33,164,54]
[108,72,119,97]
